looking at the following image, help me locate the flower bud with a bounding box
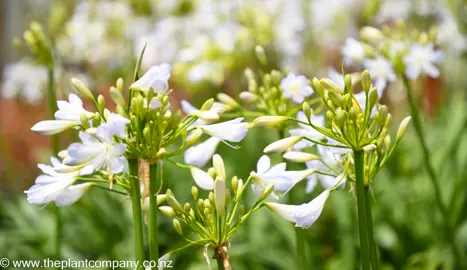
[325,111,335,127]
[187,129,203,145]
[80,112,89,129]
[255,45,267,65]
[363,144,377,152]
[157,194,167,205]
[264,136,302,154]
[231,176,238,191]
[377,105,388,126]
[384,135,391,149]
[110,86,126,107]
[213,154,226,180]
[302,102,312,121]
[368,88,379,109]
[200,98,214,111]
[328,92,343,107]
[173,219,183,235]
[254,116,288,127]
[97,95,106,111]
[184,202,192,214]
[270,70,282,85]
[208,192,215,206]
[335,109,348,129]
[116,78,124,93]
[283,151,320,162]
[159,206,176,217]
[244,68,255,81]
[236,179,244,200]
[361,70,372,93]
[344,74,352,93]
[197,199,204,210]
[258,184,274,201]
[214,177,226,216]
[360,26,384,45]
[167,195,184,213]
[312,78,325,97]
[263,74,272,88]
[238,205,246,218]
[418,32,429,45]
[396,116,411,141]
[194,110,219,121]
[189,209,195,218]
[239,91,257,102]
[204,199,212,209]
[191,186,198,200]
[207,167,216,179]
[217,93,239,108]
[320,78,342,93]
[157,148,167,158]
[71,78,94,100]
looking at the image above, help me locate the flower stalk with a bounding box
[148,161,160,267]
[402,76,464,268]
[213,246,232,270]
[129,159,145,270]
[364,186,378,270]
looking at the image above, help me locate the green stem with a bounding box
[129,159,145,269]
[354,150,370,270]
[364,187,378,270]
[403,76,464,268]
[148,162,160,267]
[47,67,61,262]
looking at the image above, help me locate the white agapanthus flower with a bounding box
[98,113,131,139]
[180,100,224,125]
[198,118,248,143]
[363,56,396,92]
[341,38,365,65]
[250,155,315,199]
[64,123,129,175]
[289,111,326,150]
[404,43,445,79]
[185,137,221,168]
[190,166,216,190]
[55,94,94,121]
[280,73,314,103]
[266,189,330,228]
[130,64,171,93]
[2,60,48,104]
[25,157,92,206]
[305,145,347,193]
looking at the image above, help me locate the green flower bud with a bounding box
[213,154,226,180]
[189,209,195,218]
[377,105,389,126]
[326,111,335,126]
[97,95,106,111]
[143,126,151,141]
[363,144,377,152]
[270,70,282,85]
[361,70,372,93]
[157,194,167,205]
[71,78,94,100]
[236,179,244,200]
[116,105,128,118]
[344,74,352,93]
[244,68,255,81]
[328,92,343,107]
[173,219,183,235]
[264,136,303,154]
[255,45,267,65]
[254,116,288,127]
[200,98,214,111]
[204,199,211,209]
[263,74,272,88]
[116,78,124,93]
[239,91,258,102]
[207,167,216,179]
[167,195,184,213]
[208,192,215,206]
[80,112,89,129]
[349,107,358,122]
[191,186,198,201]
[258,184,274,201]
[159,206,176,217]
[184,202,192,214]
[312,78,325,97]
[368,88,379,109]
[335,109,348,129]
[197,199,204,210]
[384,135,391,149]
[396,116,411,141]
[231,176,238,192]
[248,79,258,92]
[217,93,239,108]
[320,78,342,93]
[203,208,210,217]
[110,87,126,107]
[302,102,312,121]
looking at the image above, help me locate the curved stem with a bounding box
[403,76,464,268]
[129,159,145,269]
[354,150,371,270]
[46,67,61,262]
[148,161,160,268]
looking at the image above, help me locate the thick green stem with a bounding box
[47,68,61,262]
[403,76,464,268]
[129,159,145,269]
[364,187,378,270]
[354,150,371,270]
[148,162,160,267]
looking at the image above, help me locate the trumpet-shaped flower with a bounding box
[31,120,80,135]
[64,128,128,175]
[55,94,94,121]
[181,100,224,125]
[289,112,326,150]
[363,56,396,92]
[185,137,221,168]
[198,118,248,143]
[404,43,445,79]
[24,159,92,206]
[265,190,330,228]
[190,167,215,190]
[251,155,315,199]
[130,63,171,93]
[280,73,314,103]
[341,38,365,65]
[98,113,131,139]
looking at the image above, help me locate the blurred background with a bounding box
[1,0,467,269]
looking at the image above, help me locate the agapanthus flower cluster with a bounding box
[341,22,445,86]
[161,154,272,266]
[26,60,249,207]
[253,70,411,228]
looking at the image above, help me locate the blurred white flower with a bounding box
[265,189,330,228]
[289,112,326,150]
[250,155,315,199]
[437,12,467,53]
[280,73,314,103]
[25,158,92,206]
[131,64,172,93]
[404,43,445,79]
[341,38,365,65]
[2,60,48,104]
[363,56,396,93]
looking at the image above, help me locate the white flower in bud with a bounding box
[55,94,93,122]
[363,56,396,93]
[190,167,215,190]
[265,190,330,228]
[341,38,365,65]
[181,100,224,125]
[213,154,226,180]
[31,120,80,135]
[24,159,92,206]
[130,63,171,93]
[71,78,94,100]
[289,112,325,150]
[239,91,257,102]
[199,118,248,143]
[250,155,315,199]
[254,116,289,127]
[283,151,320,163]
[185,137,221,168]
[360,26,384,45]
[280,73,314,103]
[363,144,377,152]
[214,177,226,216]
[217,93,239,108]
[264,136,302,154]
[396,116,411,141]
[404,43,445,79]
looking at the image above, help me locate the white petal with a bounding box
[180,100,199,114]
[55,183,93,207]
[31,120,79,135]
[201,118,248,142]
[214,178,226,215]
[256,155,271,174]
[190,167,215,190]
[149,98,162,110]
[184,137,221,168]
